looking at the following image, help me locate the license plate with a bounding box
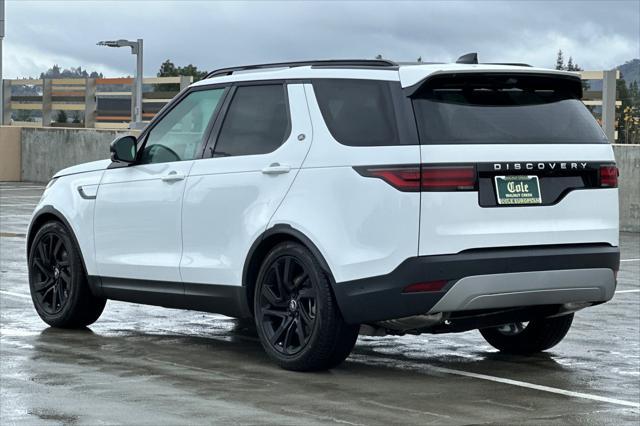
[494,175,542,205]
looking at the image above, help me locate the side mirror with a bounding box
[110,135,137,163]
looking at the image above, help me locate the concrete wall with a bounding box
[613,144,640,232]
[20,127,138,183]
[0,126,21,181]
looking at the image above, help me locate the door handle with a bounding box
[261,163,291,175]
[161,171,186,182]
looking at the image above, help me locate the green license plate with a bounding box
[494,175,542,205]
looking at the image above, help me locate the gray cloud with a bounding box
[4,0,639,78]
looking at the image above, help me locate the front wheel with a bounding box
[28,221,106,328]
[254,242,359,371]
[479,313,574,354]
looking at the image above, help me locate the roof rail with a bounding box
[204,59,397,79]
[483,62,533,67]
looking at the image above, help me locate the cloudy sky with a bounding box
[3,0,639,78]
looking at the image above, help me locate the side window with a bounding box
[313,79,402,146]
[212,84,290,157]
[139,88,225,164]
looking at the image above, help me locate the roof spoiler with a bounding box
[403,71,583,98]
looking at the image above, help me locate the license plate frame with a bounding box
[494,175,542,205]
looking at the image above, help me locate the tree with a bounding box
[14,109,33,122]
[566,57,582,72]
[555,49,565,70]
[40,65,103,79]
[155,59,208,91]
[616,73,640,144]
[157,59,178,77]
[630,80,639,108]
[55,110,68,124]
[71,111,82,124]
[555,51,582,71]
[554,51,588,92]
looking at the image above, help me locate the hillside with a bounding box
[618,59,639,86]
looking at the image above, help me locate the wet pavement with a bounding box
[1,182,639,425]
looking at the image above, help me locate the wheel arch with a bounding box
[27,206,96,294]
[242,224,334,316]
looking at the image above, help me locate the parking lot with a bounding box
[1,181,638,425]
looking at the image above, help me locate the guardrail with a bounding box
[2,75,192,129]
[1,70,620,137]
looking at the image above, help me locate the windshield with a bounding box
[412,74,607,144]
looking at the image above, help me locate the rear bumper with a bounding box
[333,244,619,324]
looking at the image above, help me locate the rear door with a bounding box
[409,72,618,255]
[180,82,313,292]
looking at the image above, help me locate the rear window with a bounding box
[213,84,290,157]
[412,74,608,144]
[313,79,406,146]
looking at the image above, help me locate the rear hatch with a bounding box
[406,71,618,255]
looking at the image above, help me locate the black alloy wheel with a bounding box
[30,232,71,315]
[28,221,106,328]
[258,255,318,355]
[495,322,529,336]
[254,242,359,371]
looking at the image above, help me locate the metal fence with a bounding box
[1,71,620,137]
[2,75,192,129]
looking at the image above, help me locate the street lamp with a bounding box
[97,38,144,129]
[1,0,6,124]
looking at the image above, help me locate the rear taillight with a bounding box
[421,166,477,191]
[354,167,421,191]
[599,166,618,188]
[354,165,477,192]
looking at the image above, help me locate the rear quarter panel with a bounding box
[269,83,420,283]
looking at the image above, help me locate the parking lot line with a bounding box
[620,258,640,262]
[351,353,640,409]
[0,233,27,238]
[0,187,45,190]
[616,289,640,293]
[0,290,31,300]
[425,365,640,409]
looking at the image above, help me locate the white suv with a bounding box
[27,57,620,371]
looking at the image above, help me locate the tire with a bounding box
[479,313,574,354]
[253,242,359,371]
[28,221,106,328]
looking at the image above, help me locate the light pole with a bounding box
[97,38,144,129]
[1,0,5,125]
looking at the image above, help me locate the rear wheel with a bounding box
[28,221,106,328]
[479,313,574,354]
[254,242,359,371]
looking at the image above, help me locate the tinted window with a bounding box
[313,79,402,146]
[412,74,607,144]
[213,85,290,157]
[140,88,225,164]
